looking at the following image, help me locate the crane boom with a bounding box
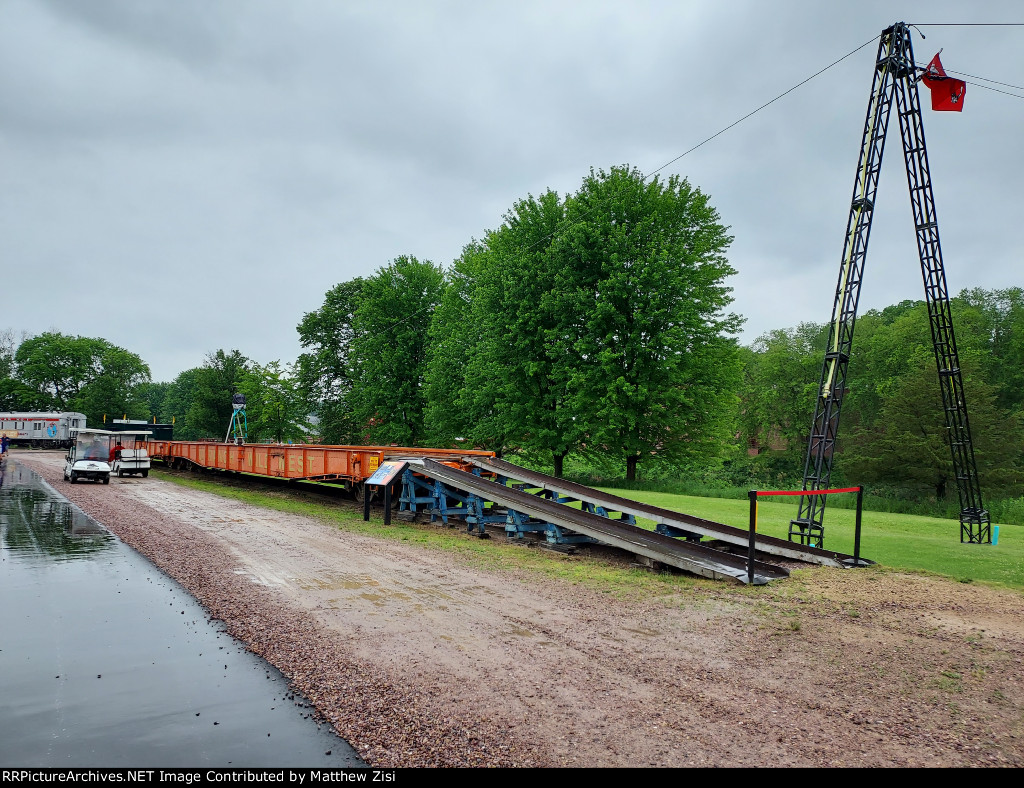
[791,22,990,547]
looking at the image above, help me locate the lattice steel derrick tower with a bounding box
[791,22,990,547]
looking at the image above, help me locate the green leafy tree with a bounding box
[15,333,104,409]
[0,377,46,411]
[13,332,150,423]
[349,256,445,445]
[554,166,741,480]
[423,242,493,448]
[770,289,1024,500]
[181,350,251,439]
[241,361,311,443]
[74,345,151,424]
[161,368,204,439]
[0,330,44,410]
[738,323,826,452]
[144,382,172,423]
[732,323,827,485]
[296,278,365,444]
[443,193,576,467]
[0,328,23,380]
[843,352,1023,499]
[843,301,950,434]
[956,287,1024,414]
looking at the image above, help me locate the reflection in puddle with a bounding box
[0,461,114,561]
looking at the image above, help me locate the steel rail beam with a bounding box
[420,460,788,584]
[468,457,858,568]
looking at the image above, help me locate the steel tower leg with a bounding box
[890,31,990,544]
[789,28,901,548]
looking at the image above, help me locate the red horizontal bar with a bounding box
[755,487,860,497]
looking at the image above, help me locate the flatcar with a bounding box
[0,411,87,449]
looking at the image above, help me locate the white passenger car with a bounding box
[0,411,86,449]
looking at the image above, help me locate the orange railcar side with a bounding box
[144,441,492,483]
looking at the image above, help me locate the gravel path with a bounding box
[15,451,1024,767]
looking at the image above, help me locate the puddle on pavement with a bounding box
[358,590,412,605]
[0,460,364,768]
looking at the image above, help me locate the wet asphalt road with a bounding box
[0,458,364,768]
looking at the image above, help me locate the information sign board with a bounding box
[364,460,408,487]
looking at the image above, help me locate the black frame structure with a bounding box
[791,22,990,547]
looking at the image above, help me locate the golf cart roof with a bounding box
[74,429,119,436]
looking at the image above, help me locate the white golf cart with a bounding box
[64,428,115,484]
[109,430,152,478]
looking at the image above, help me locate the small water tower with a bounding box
[226,393,248,444]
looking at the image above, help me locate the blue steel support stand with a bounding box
[655,523,704,542]
[402,468,654,546]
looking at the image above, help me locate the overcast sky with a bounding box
[2,0,1021,382]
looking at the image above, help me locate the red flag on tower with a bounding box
[921,52,967,112]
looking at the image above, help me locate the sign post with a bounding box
[362,461,409,525]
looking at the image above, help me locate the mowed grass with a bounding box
[597,487,1024,590]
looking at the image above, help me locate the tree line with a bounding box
[1,164,1020,510]
[0,330,151,423]
[735,288,1024,504]
[0,333,308,444]
[294,166,739,480]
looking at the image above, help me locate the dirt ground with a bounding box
[15,451,1024,767]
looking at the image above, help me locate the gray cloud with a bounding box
[1,0,1020,381]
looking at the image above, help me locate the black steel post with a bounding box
[748,491,757,585]
[854,486,864,567]
[383,484,392,525]
[363,483,371,521]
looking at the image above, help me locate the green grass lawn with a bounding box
[598,487,1024,590]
